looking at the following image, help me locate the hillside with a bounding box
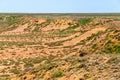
[0,14,120,80]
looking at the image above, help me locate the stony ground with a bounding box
[0,14,119,80]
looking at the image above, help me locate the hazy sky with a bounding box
[0,0,120,13]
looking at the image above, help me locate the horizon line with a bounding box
[1,12,120,14]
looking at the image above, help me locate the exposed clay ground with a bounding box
[0,14,120,80]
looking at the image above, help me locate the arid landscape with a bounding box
[0,14,120,80]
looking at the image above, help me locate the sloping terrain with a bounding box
[0,14,119,80]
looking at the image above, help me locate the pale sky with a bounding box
[0,0,120,13]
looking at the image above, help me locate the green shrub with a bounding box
[10,68,22,74]
[78,18,93,25]
[78,63,86,68]
[6,16,21,25]
[32,57,43,64]
[0,16,4,20]
[52,69,63,78]
[107,57,120,64]
[0,74,10,80]
[24,63,34,68]
[103,41,120,54]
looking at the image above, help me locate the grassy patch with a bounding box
[78,18,93,26]
[53,24,79,35]
[52,69,63,78]
[5,16,22,25]
[0,41,42,47]
[107,57,120,64]
[103,41,120,54]
[10,68,22,74]
[45,41,63,47]
[0,74,10,80]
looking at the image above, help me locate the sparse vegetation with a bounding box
[78,18,93,25]
[52,69,63,78]
[10,68,22,75]
[103,41,120,54]
[0,14,119,80]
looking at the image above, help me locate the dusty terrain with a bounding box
[0,14,120,80]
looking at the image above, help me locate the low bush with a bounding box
[52,69,63,78]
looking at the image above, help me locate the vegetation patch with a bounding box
[103,41,120,54]
[52,69,63,78]
[78,18,93,26]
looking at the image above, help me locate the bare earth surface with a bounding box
[0,14,119,80]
